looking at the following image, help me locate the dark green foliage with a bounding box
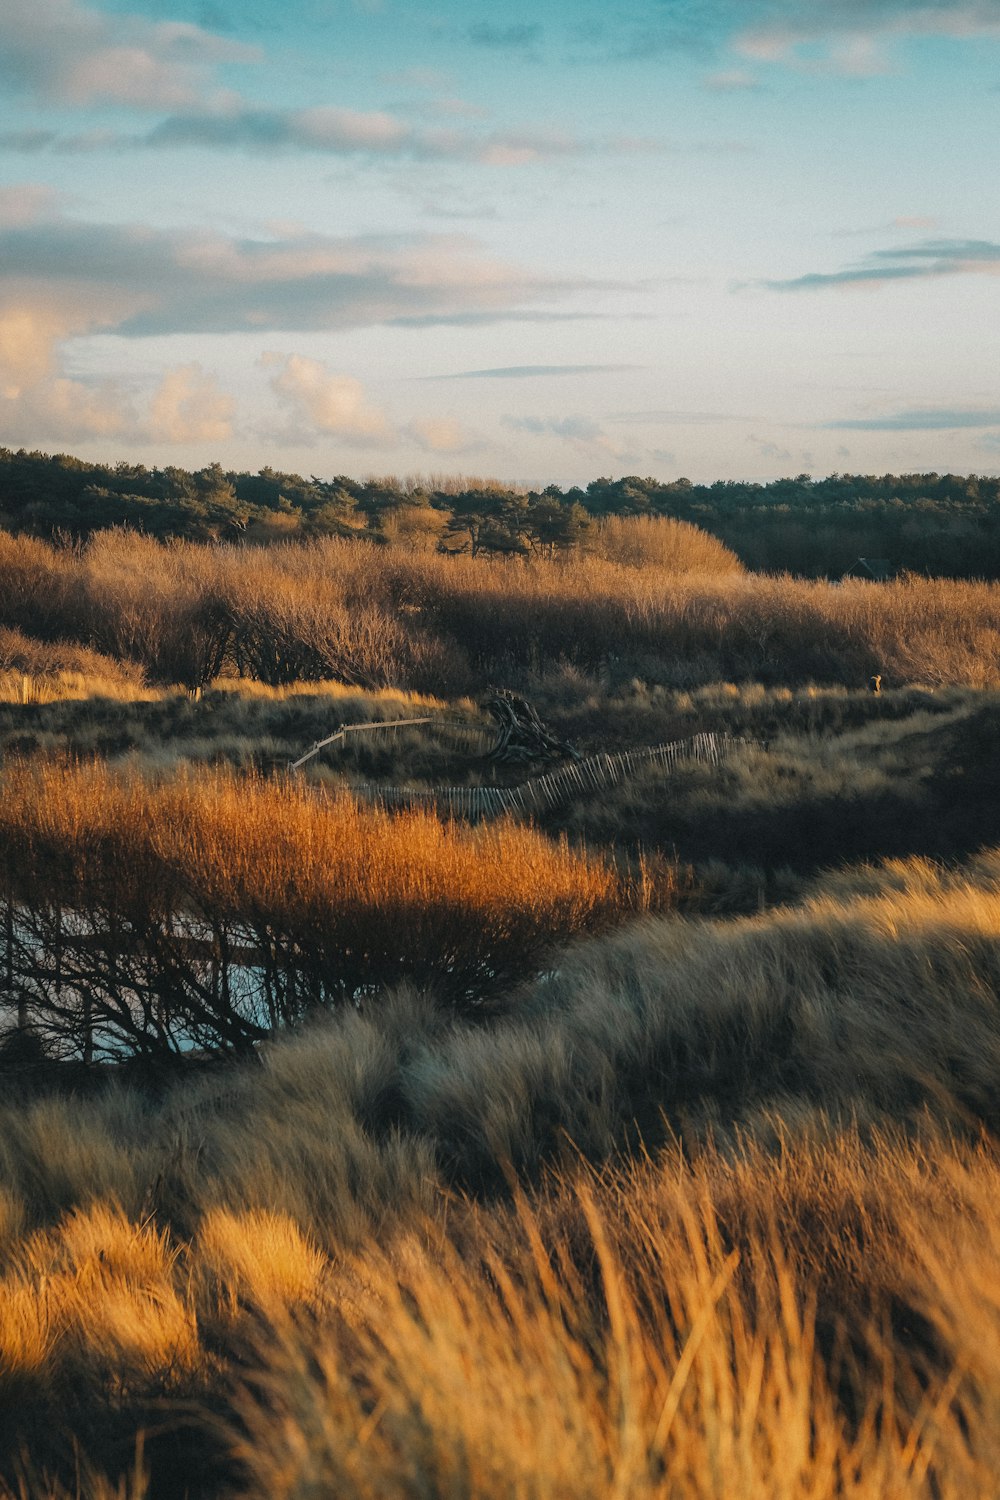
[6,447,1000,575]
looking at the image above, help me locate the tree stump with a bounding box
[482,693,581,768]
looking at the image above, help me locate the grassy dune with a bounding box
[1,524,1000,1495]
[2,528,1000,696]
[2,849,1000,1494]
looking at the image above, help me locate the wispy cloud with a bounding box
[834,215,943,238]
[500,411,650,462]
[826,407,1000,430]
[420,364,639,381]
[385,310,633,329]
[500,412,629,458]
[734,0,1000,73]
[142,108,516,161]
[609,408,743,424]
[763,238,1000,290]
[467,23,542,50]
[3,105,657,166]
[503,414,606,441]
[0,200,619,345]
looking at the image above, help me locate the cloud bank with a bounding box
[734,0,1000,71]
[1,0,256,109]
[764,238,1000,290]
[0,197,610,354]
[826,407,1000,430]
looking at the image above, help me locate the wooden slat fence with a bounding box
[351,732,756,821]
[290,715,493,770]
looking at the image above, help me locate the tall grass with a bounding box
[3,530,999,695]
[3,521,1000,1496]
[0,759,676,1055]
[0,840,999,1493]
[0,628,150,705]
[1,1130,1000,1499]
[233,1136,1000,1500]
[589,512,742,572]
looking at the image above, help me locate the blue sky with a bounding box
[1,0,999,484]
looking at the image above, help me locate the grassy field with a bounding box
[1,520,999,1496]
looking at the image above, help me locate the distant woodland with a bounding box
[4,445,1000,576]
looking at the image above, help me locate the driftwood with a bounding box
[285,698,754,823]
[288,715,493,771]
[289,716,437,771]
[288,693,579,773]
[481,692,581,767]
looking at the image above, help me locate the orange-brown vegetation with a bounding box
[1,831,1000,1492]
[1,1120,1000,1499]
[3,528,999,697]
[3,521,1000,1497]
[0,759,676,1055]
[0,627,150,705]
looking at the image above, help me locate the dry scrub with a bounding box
[0,759,675,1055]
[1,1130,1000,1499]
[2,530,999,695]
[1,842,1000,1492]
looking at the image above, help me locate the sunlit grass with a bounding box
[3,529,1000,696]
[1,1130,999,1498]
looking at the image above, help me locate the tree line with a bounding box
[3,446,1000,575]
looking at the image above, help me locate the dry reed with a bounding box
[0,759,676,1053]
[2,1131,999,1498]
[3,531,1000,696]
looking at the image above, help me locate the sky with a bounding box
[1,0,999,487]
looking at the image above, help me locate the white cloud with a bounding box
[735,0,1000,72]
[263,353,395,446]
[149,362,234,442]
[0,305,65,395]
[0,0,258,110]
[0,301,235,446]
[1,375,135,442]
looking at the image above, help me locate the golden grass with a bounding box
[222,1132,1000,1499]
[0,758,661,926]
[0,850,998,1495]
[195,1207,326,1319]
[0,759,675,1046]
[589,512,744,573]
[0,1203,198,1401]
[0,677,997,1498]
[2,1130,999,1498]
[0,627,151,705]
[4,530,1000,695]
